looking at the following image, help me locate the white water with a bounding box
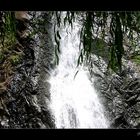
[49,16,109,128]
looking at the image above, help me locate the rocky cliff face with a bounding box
[0,11,140,129]
[0,12,55,128]
[90,50,140,129]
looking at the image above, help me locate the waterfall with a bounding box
[49,14,109,128]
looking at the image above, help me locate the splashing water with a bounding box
[49,15,109,128]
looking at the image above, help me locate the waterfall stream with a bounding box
[49,15,109,128]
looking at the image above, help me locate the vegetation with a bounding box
[54,11,140,74]
[1,11,140,81]
[131,55,140,64]
[0,11,27,91]
[0,11,140,129]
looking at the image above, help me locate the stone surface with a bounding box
[0,12,55,128]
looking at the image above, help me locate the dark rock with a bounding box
[0,12,55,128]
[111,115,129,128]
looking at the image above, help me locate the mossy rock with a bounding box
[131,55,140,64]
[9,54,21,65]
[0,51,5,63]
[136,117,140,125]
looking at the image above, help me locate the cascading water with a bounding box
[49,14,109,128]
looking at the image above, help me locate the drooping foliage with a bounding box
[1,11,140,74]
[54,11,140,74]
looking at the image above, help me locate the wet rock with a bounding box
[92,56,140,128]
[0,12,55,128]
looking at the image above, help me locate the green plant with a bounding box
[9,54,21,65]
[53,11,140,74]
[1,12,16,48]
[131,55,140,64]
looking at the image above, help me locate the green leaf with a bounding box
[73,70,79,79]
